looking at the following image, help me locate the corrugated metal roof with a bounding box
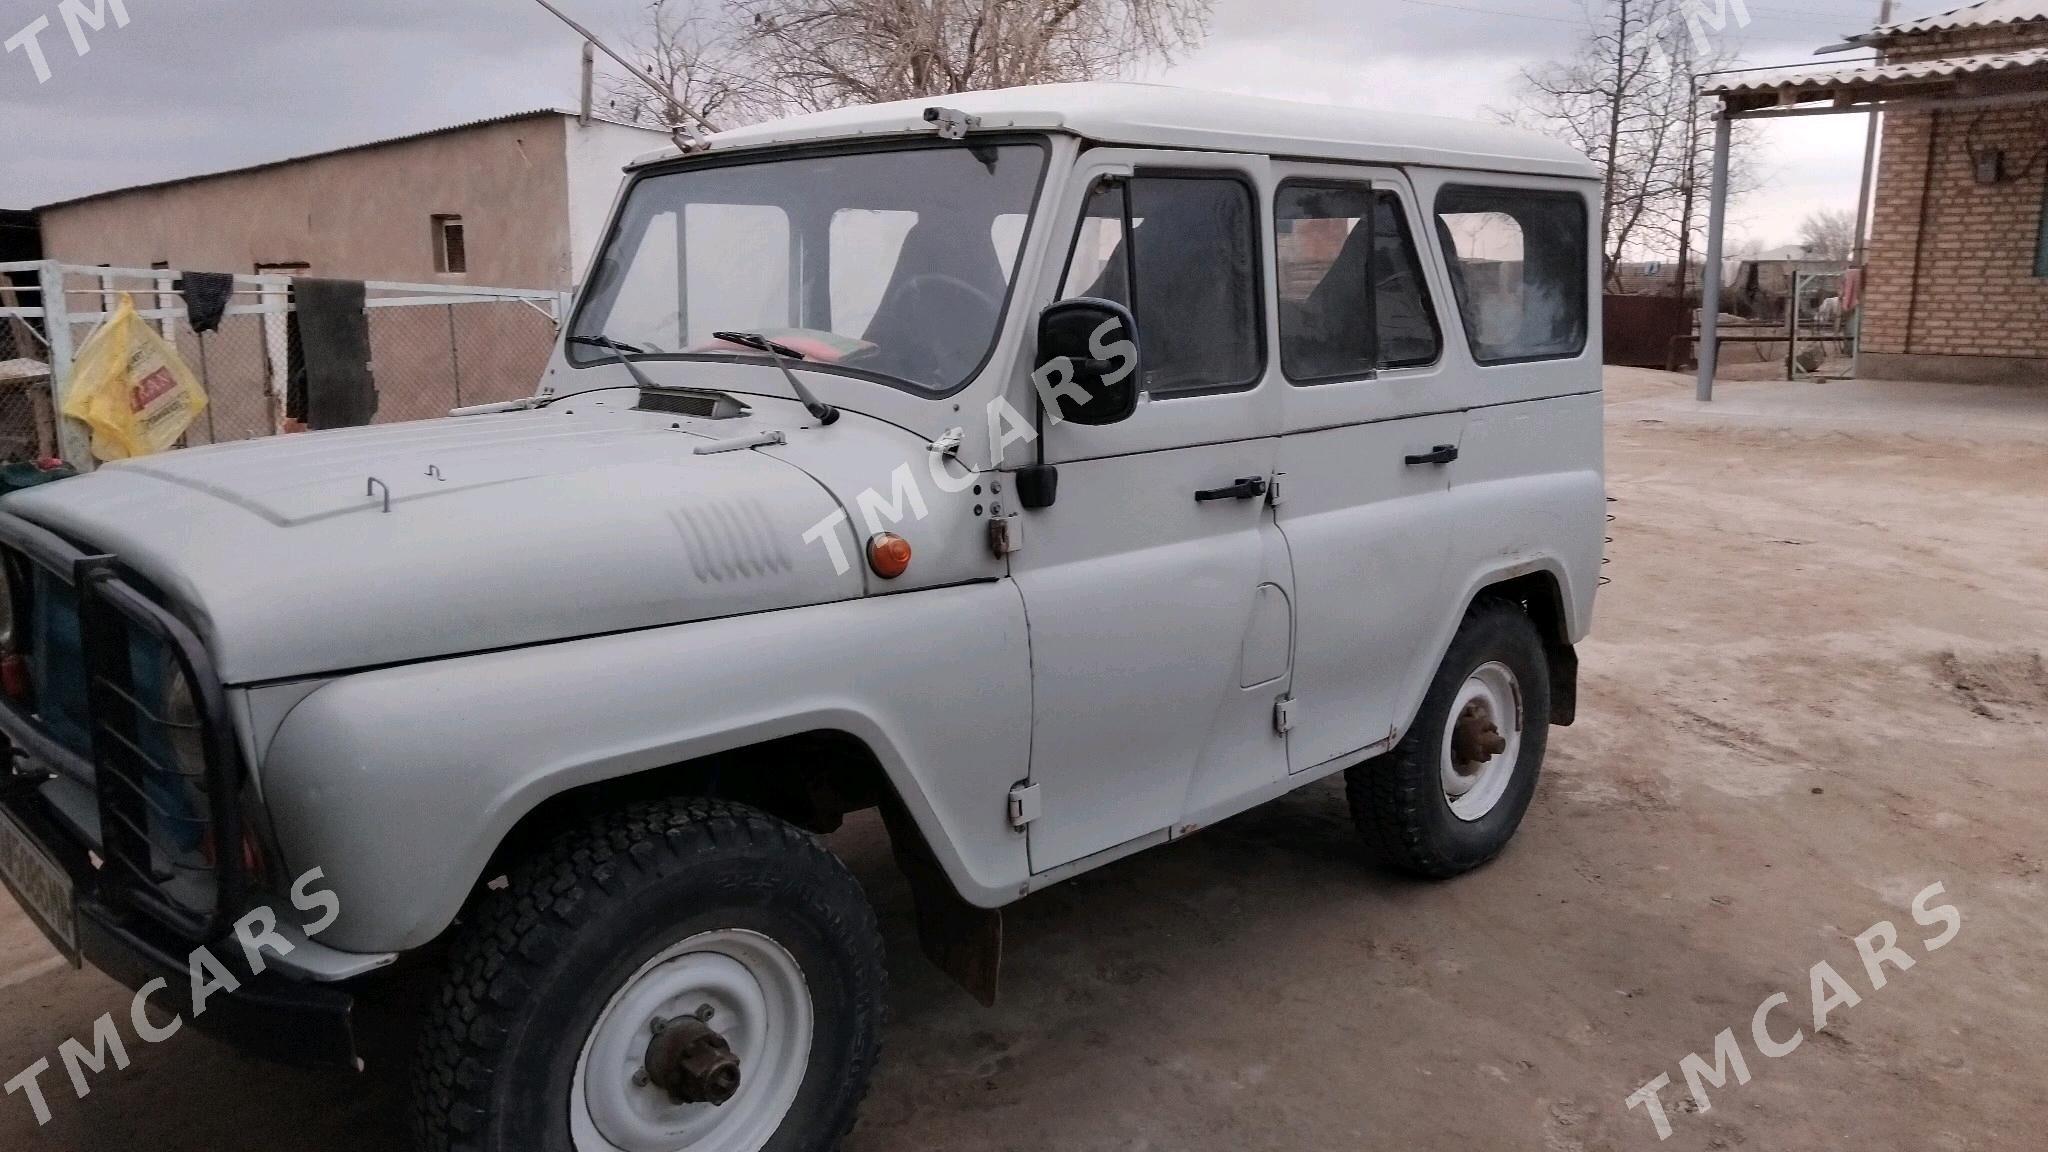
[39,109,665,213]
[1704,44,2048,95]
[1855,0,2048,41]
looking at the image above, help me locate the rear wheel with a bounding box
[413,798,885,1152]
[1346,600,1550,878]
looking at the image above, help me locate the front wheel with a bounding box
[1346,599,1551,878]
[413,798,886,1152]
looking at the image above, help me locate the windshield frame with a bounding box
[563,133,1055,402]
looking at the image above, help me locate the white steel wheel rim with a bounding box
[572,929,813,1152]
[1440,661,1524,822]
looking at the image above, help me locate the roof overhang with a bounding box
[1702,46,2048,118]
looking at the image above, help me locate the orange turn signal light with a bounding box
[867,533,912,579]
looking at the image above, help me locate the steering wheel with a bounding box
[857,272,1005,383]
[876,272,1003,319]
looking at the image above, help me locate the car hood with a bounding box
[1,397,880,683]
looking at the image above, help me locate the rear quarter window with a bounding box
[1434,186,1588,365]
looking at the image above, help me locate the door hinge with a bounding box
[989,513,1024,557]
[1007,782,1042,829]
[1273,695,1296,735]
[1267,472,1287,506]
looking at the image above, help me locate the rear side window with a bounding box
[1060,174,1263,396]
[1434,186,1588,364]
[1275,184,1441,382]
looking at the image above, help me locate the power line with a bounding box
[1395,0,1874,32]
[1394,0,1586,26]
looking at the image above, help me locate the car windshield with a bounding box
[567,139,1049,396]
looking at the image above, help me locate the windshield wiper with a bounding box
[568,334,654,355]
[567,334,668,395]
[712,331,840,426]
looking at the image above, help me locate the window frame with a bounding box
[432,214,467,276]
[1272,178,1444,387]
[1432,183,1591,367]
[1055,167,1269,401]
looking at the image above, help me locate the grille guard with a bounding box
[0,509,250,943]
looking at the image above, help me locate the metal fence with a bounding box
[0,262,569,469]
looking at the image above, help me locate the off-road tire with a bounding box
[412,797,886,1152]
[1346,599,1551,878]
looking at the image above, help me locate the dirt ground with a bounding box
[3,368,2045,1150]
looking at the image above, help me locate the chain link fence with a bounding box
[0,262,568,468]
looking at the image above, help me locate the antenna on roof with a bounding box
[527,0,713,153]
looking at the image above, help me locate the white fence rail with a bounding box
[0,261,570,469]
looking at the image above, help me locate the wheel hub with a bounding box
[1450,700,1508,772]
[645,1014,743,1107]
[1439,661,1524,822]
[572,929,813,1152]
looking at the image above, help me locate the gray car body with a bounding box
[4,84,1603,967]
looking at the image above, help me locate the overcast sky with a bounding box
[0,0,1957,250]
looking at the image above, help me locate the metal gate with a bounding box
[0,262,570,468]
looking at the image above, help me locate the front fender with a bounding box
[261,584,1032,954]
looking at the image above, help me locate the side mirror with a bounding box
[1035,298,1141,427]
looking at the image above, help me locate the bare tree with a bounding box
[1509,0,1750,292]
[731,0,1213,111]
[600,0,759,131]
[1797,207,1858,260]
[603,0,1214,126]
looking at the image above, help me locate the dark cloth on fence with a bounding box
[176,271,236,334]
[285,278,378,430]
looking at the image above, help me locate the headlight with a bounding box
[0,558,14,652]
[161,655,207,780]
[0,561,24,702]
[144,651,212,859]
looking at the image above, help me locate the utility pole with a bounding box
[1673,75,1701,301]
[1848,0,1894,378]
[579,40,596,126]
[1600,0,1632,290]
[527,0,714,138]
[1849,0,1895,271]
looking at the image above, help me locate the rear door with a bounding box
[1269,168,1466,775]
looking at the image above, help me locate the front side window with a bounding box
[1434,186,1588,365]
[571,140,1049,396]
[1276,184,1441,382]
[1060,174,1263,396]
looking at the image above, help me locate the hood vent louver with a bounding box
[636,388,750,420]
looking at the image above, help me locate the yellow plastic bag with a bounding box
[61,293,208,461]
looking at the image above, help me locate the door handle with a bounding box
[1404,445,1459,467]
[1195,476,1268,502]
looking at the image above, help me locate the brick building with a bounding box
[1703,0,2048,387]
[1855,1,2048,383]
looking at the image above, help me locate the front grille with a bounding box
[0,516,247,941]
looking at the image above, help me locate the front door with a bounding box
[1009,150,1294,873]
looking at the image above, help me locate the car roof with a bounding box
[627,82,1600,181]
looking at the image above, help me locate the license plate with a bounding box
[0,809,79,966]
